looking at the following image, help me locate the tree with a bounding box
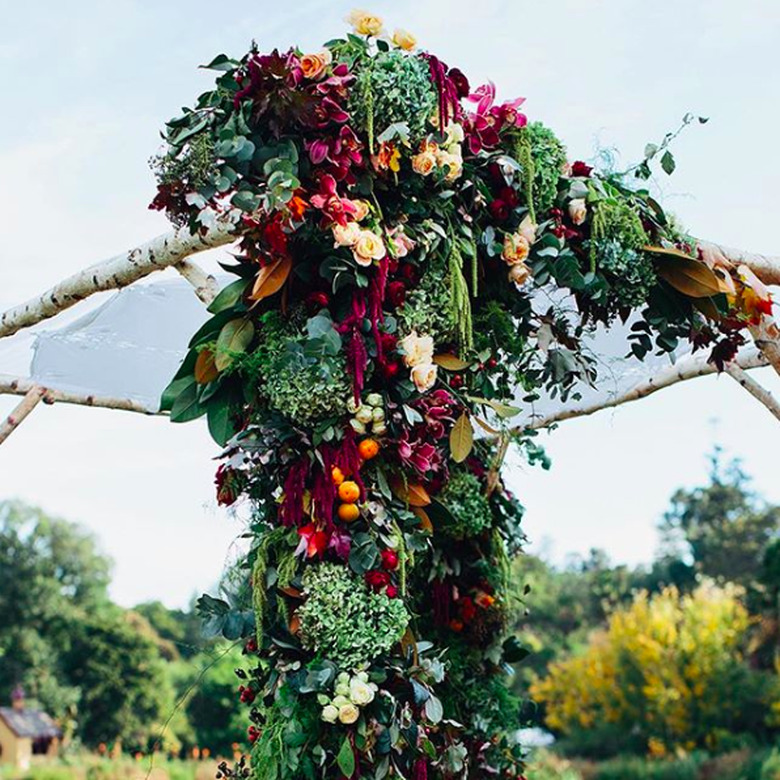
[134,600,208,660]
[659,450,780,586]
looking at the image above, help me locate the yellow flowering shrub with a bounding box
[531,584,752,754]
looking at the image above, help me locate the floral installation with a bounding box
[154,9,774,780]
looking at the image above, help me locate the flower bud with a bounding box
[350,419,367,434]
[356,407,374,424]
[371,423,388,436]
[372,408,385,422]
[366,393,383,408]
[346,398,362,414]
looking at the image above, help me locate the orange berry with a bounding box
[338,480,360,503]
[331,466,345,486]
[357,438,380,461]
[337,503,360,523]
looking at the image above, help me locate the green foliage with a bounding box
[438,469,494,539]
[349,51,437,144]
[297,563,410,668]
[596,240,657,310]
[153,133,217,191]
[589,755,700,780]
[397,253,456,342]
[525,122,568,214]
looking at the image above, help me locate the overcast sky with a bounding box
[1,0,779,608]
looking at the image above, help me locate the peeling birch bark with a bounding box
[725,362,780,422]
[0,222,234,338]
[174,259,220,304]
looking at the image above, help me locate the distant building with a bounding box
[0,687,62,770]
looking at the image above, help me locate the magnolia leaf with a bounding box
[391,478,431,507]
[645,246,726,298]
[337,738,355,778]
[194,349,219,384]
[249,256,292,301]
[465,395,521,419]
[433,353,471,371]
[473,416,500,436]
[411,506,433,533]
[207,278,249,314]
[215,318,255,371]
[449,413,473,463]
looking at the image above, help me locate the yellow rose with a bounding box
[399,331,434,367]
[346,9,383,36]
[392,28,417,51]
[508,262,531,286]
[333,221,362,247]
[338,703,360,724]
[410,363,438,393]
[568,198,588,226]
[300,51,331,80]
[352,230,386,266]
[501,233,530,265]
[412,151,437,176]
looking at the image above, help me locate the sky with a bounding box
[1,0,779,608]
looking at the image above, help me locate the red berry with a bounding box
[486,358,498,369]
[381,361,401,381]
[381,549,399,570]
[450,375,464,389]
[386,585,399,599]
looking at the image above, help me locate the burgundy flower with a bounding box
[380,360,401,382]
[365,570,391,591]
[571,160,593,178]
[381,549,399,571]
[306,126,364,180]
[464,82,526,154]
[448,68,470,99]
[397,430,442,475]
[215,464,241,506]
[379,332,398,353]
[489,199,510,222]
[328,528,352,560]
[306,290,330,312]
[415,389,457,439]
[387,280,407,308]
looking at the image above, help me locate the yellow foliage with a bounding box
[531,583,750,753]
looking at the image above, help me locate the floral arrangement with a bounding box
[154,10,773,780]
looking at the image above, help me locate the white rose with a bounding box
[399,331,435,367]
[349,679,377,706]
[321,704,339,723]
[444,122,464,146]
[568,198,588,226]
[410,363,438,393]
[353,230,386,266]
[338,703,360,724]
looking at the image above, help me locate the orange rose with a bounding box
[502,233,530,265]
[412,151,437,176]
[300,50,332,80]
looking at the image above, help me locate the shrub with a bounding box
[531,584,764,756]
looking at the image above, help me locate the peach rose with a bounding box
[352,199,371,222]
[412,151,437,176]
[399,331,434,367]
[392,28,417,51]
[346,9,383,36]
[300,50,332,80]
[390,227,415,258]
[501,233,530,265]
[568,198,587,226]
[410,363,438,393]
[508,262,531,286]
[352,230,386,266]
[333,221,362,247]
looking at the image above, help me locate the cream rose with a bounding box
[333,221,361,247]
[444,122,465,147]
[321,704,339,723]
[518,214,537,245]
[399,331,434,367]
[352,230,386,266]
[347,9,383,36]
[501,233,530,265]
[392,28,417,51]
[568,198,588,226]
[349,678,377,706]
[438,151,463,182]
[300,51,331,80]
[411,151,437,176]
[410,363,438,393]
[338,703,360,724]
[508,262,531,286]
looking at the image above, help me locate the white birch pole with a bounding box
[0,386,46,445]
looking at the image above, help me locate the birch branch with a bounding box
[698,240,780,287]
[0,222,234,339]
[0,374,159,416]
[749,316,780,379]
[0,386,46,445]
[522,348,769,431]
[174,259,220,304]
[725,362,780,422]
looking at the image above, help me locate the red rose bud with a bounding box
[381,549,399,570]
[386,584,399,599]
[387,281,407,308]
[365,570,391,591]
[488,199,510,222]
[380,361,401,381]
[306,291,330,312]
[571,161,593,178]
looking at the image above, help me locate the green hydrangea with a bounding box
[523,122,568,215]
[439,469,494,539]
[298,563,409,669]
[350,51,438,144]
[398,257,457,343]
[596,239,657,310]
